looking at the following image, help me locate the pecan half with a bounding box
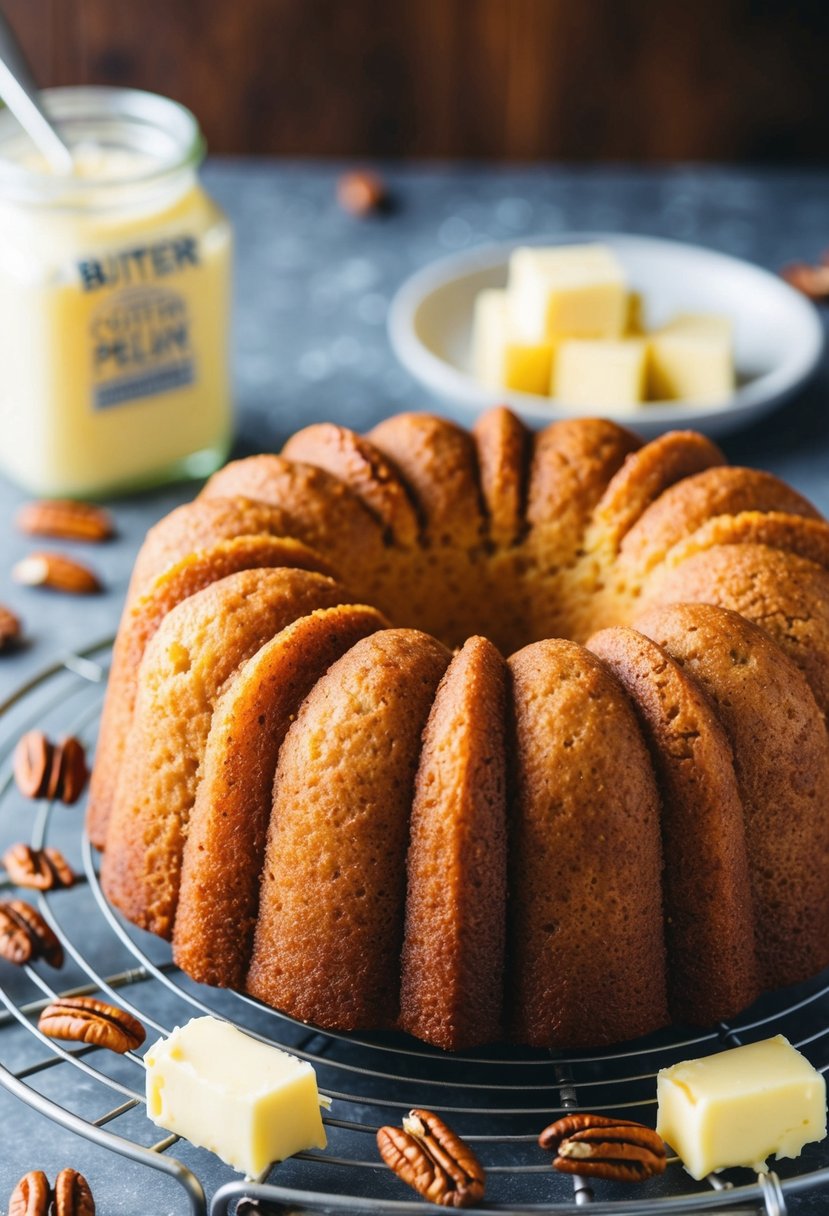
[13,732,88,804]
[39,995,145,1054]
[12,552,101,595]
[14,731,52,798]
[53,1168,95,1216]
[0,899,63,968]
[3,843,76,890]
[377,1109,485,1208]
[539,1114,666,1183]
[17,500,114,543]
[52,737,88,805]
[781,261,829,302]
[0,603,22,651]
[8,1169,51,1216]
[337,169,388,216]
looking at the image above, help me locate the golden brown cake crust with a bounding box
[87,535,335,850]
[100,568,349,938]
[200,453,387,579]
[246,629,451,1031]
[506,639,668,1048]
[368,413,485,549]
[587,626,759,1025]
[644,543,829,720]
[662,510,829,574]
[173,603,387,989]
[399,636,508,1050]
[619,466,821,578]
[283,422,421,547]
[590,430,724,553]
[473,406,529,548]
[94,408,829,1052]
[126,496,303,601]
[526,418,641,567]
[635,602,829,990]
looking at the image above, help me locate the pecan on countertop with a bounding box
[53,1168,95,1216]
[0,603,22,651]
[17,500,114,543]
[337,169,388,216]
[8,1169,51,1216]
[12,552,102,595]
[781,258,829,302]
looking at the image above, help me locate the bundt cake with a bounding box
[89,408,829,1051]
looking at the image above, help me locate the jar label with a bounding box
[90,283,195,410]
[78,236,200,293]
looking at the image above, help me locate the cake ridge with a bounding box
[87,533,336,848]
[283,421,422,547]
[174,602,388,988]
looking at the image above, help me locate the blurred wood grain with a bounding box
[7,0,829,161]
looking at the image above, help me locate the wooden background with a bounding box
[7,0,829,162]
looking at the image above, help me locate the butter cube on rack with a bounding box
[472,289,553,394]
[649,313,735,402]
[145,1016,328,1177]
[656,1035,826,1180]
[507,244,628,343]
[553,338,648,408]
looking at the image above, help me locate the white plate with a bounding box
[388,233,825,438]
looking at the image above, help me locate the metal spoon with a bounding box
[0,12,73,174]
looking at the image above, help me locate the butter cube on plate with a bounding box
[649,312,735,402]
[553,338,648,409]
[625,291,644,335]
[657,1035,826,1180]
[472,288,553,394]
[145,1016,328,1177]
[507,243,628,343]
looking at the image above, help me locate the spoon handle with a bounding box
[0,12,73,173]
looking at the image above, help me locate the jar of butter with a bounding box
[0,87,232,497]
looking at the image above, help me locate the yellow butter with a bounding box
[472,288,553,394]
[145,1016,328,1177]
[553,338,648,409]
[649,312,734,403]
[507,244,627,343]
[656,1035,826,1180]
[625,291,644,335]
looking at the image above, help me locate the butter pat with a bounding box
[507,244,627,343]
[472,289,553,394]
[657,1035,826,1180]
[649,313,734,402]
[553,338,648,408]
[145,1016,327,1177]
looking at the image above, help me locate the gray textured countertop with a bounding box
[0,161,828,1214]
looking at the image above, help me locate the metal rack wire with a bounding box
[1,642,828,1215]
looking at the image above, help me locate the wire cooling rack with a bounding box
[1,643,829,1216]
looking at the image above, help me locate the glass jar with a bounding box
[0,87,232,497]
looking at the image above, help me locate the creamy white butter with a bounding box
[507,243,628,343]
[145,1016,328,1178]
[657,1034,826,1180]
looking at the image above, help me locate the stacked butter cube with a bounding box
[472,243,735,409]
